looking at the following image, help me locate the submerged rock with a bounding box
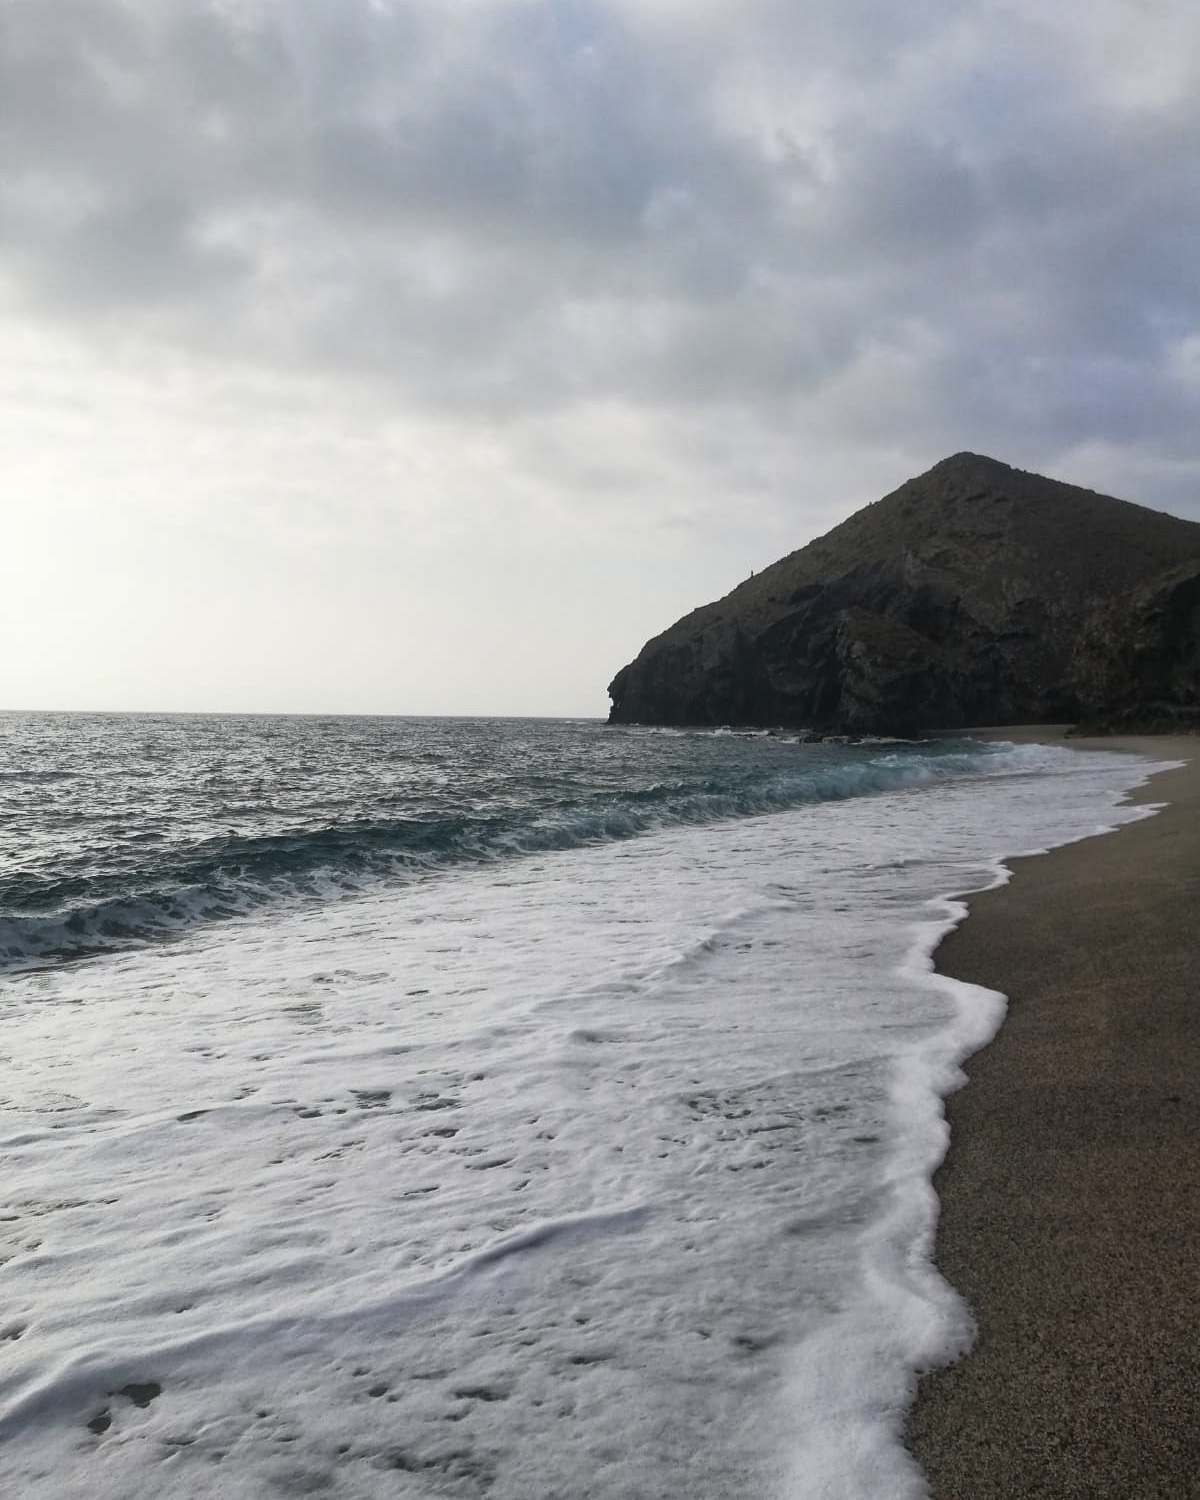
[608,453,1200,736]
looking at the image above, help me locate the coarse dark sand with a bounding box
[907,733,1200,1500]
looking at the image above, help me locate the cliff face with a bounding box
[1071,559,1200,732]
[607,453,1200,735]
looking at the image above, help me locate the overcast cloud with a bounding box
[3,0,1199,714]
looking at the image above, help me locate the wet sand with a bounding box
[907,732,1200,1499]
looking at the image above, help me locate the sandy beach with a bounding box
[907,732,1200,1498]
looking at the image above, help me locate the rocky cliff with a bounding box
[607,453,1200,736]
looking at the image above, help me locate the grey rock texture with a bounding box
[1071,559,1200,732]
[607,453,1200,735]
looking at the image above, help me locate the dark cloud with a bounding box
[2,0,1199,512]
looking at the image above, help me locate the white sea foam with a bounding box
[0,744,1173,1498]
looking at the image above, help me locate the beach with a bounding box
[907,733,1200,1498]
[3,715,1162,1498]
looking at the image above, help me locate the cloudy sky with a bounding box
[3,0,1199,715]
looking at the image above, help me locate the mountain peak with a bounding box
[910,451,1022,493]
[929,450,1009,472]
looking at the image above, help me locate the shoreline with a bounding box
[906,731,1200,1497]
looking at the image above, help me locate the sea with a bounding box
[0,712,1173,1500]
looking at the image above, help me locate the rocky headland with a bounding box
[608,453,1200,736]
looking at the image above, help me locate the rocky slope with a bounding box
[607,453,1200,736]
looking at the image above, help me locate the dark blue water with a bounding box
[0,712,1007,973]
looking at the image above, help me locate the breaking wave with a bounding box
[0,731,1058,975]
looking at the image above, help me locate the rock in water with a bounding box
[607,453,1200,736]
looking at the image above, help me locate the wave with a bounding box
[0,769,78,783]
[0,740,1055,976]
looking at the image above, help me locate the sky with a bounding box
[3,0,1200,717]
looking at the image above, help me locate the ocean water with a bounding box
[0,713,1172,1499]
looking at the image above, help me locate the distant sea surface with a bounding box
[0,713,1169,1498]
